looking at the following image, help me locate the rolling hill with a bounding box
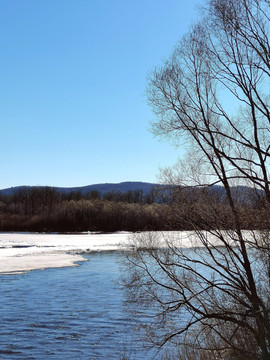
[0,181,158,197]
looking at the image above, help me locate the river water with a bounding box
[0,252,159,360]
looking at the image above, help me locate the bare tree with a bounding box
[122,0,270,358]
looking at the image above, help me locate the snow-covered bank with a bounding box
[0,230,254,274]
[0,231,199,274]
[0,232,132,274]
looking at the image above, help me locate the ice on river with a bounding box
[0,232,132,274]
[0,230,252,274]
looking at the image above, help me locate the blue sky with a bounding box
[0,0,201,189]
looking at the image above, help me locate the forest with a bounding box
[0,185,268,233]
[0,186,168,232]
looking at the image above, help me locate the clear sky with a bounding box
[0,0,202,189]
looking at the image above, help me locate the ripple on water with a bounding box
[0,252,158,360]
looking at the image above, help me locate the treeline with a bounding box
[0,187,169,232]
[0,185,268,232]
[166,185,270,231]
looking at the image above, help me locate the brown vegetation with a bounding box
[0,185,268,233]
[0,187,170,232]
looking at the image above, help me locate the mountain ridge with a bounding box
[0,181,158,196]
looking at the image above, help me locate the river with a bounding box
[0,251,161,360]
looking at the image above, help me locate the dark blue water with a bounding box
[0,252,157,360]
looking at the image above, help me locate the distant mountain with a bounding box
[0,182,158,197]
[0,182,263,206]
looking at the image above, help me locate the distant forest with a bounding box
[0,185,268,232]
[0,186,169,232]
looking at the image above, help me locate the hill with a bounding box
[0,181,158,197]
